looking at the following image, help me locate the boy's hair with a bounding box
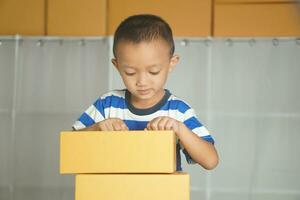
[113,14,175,58]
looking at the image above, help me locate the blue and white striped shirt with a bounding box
[73,89,214,171]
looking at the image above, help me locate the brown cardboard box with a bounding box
[0,0,45,35]
[108,0,212,37]
[75,172,189,200]
[60,131,176,173]
[47,0,106,36]
[216,0,295,3]
[214,3,300,36]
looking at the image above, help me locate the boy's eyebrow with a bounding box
[122,64,161,69]
[123,64,134,68]
[147,64,160,68]
[145,64,161,70]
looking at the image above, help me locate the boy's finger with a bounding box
[116,119,128,131]
[102,123,111,131]
[150,117,162,130]
[149,121,157,130]
[113,123,122,131]
[158,117,168,130]
[146,121,153,130]
[165,119,174,130]
[99,123,106,131]
[106,122,114,131]
[120,122,129,131]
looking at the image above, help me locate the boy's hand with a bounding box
[145,116,181,135]
[98,118,129,131]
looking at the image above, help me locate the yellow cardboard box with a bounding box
[60,131,176,174]
[75,172,189,200]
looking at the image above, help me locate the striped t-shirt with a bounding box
[73,89,214,171]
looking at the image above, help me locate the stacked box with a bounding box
[60,131,190,200]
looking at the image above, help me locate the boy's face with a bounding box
[112,39,179,107]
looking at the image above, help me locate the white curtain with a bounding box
[0,36,299,200]
[0,37,109,200]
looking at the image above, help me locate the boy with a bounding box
[72,14,218,171]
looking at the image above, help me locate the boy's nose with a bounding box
[136,73,147,86]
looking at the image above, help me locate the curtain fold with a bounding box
[0,37,299,200]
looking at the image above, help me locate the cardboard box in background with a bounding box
[60,131,176,174]
[214,3,300,36]
[0,0,45,35]
[108,0,212,37]
[75,172,189,200]
[47,0,106,36]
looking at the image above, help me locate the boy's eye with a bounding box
[149,71,160,75]
[124,72,136,76]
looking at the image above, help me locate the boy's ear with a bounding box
[169,54,179,73]
[111,58,120,71]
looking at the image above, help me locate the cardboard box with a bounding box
[216,0,294,2]
[60,131,176,173]
[47,0,106,36]
[0,0,45,35]
[214,3,300,36]
[108,0,212,37]
[75,172,189,200]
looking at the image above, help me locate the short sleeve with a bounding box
[181,107,215,164]
[72,98,105,130]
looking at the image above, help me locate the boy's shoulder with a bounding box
[94,90,126,108]
[99,89,126,99]
[167,91,193,113]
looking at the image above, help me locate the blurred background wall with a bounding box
[0,0,300,200]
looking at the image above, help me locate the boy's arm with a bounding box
[177,123,219,170]
[146,116,219,170]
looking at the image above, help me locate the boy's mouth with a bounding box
[137,89,151,95]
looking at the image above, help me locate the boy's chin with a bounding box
[132,89,164,100]
[132,93,152,100]
[131,91,158,102]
